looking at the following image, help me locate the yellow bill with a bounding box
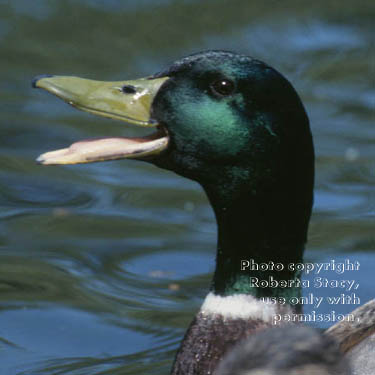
[33,75,169,165]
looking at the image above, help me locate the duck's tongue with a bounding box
[36,132,169,165]
[32,75,169,164]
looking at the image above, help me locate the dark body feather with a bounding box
[171,313,271,375]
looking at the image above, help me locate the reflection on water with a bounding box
[0,0,374,374]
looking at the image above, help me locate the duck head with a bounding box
[34,50,313,204]
[34,51,314,296]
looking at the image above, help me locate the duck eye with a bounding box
[210,79,235,97]
[121,85,136,94]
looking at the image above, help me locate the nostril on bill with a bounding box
[121,85,137,94]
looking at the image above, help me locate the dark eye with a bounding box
[210,79,235,97]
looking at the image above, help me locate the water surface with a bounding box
[0,1,374,374]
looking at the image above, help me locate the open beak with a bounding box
[32,75,169,165]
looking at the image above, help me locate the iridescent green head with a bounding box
[151,51,313,209]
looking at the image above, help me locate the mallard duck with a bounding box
[32,51,374,375]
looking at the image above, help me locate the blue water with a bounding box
[0,1,374,374]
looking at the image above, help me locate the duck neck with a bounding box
[203,183,310,309]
